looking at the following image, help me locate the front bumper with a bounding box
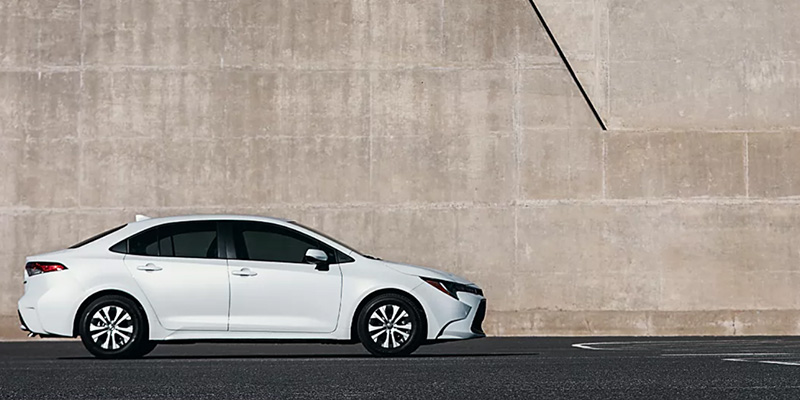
[471,299,487,335]
[436,293,487,340]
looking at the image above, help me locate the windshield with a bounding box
[289,222,366,257]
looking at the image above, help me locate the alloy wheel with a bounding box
[368,304,413,349]
[89,305,134,350]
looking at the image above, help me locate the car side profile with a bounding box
[18,215,486,358]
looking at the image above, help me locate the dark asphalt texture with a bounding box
[3,337,800,399]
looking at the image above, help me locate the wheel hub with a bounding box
[368,304,413,349]
[89,305,134,350]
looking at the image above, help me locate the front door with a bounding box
[122,221,229,331]
[226,221,342,333]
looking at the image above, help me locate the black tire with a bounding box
[357,293,424,357]
[78,295,149,359]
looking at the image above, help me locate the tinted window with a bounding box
[289,221,363,256]
[158,235,174,257]
[129,228,159,256]
[233,222,327,263]
[125,221,219,259]
[163,222,218,258]
[110,240,127,254]
[337,252,355,263]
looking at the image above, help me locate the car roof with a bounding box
[127,214,292,229]
[64,214,357,257]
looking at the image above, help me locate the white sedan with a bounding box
[18,215,486,358]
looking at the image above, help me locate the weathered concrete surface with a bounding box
[2,0,800,339]
[536,0,800,130]
[605,131,746,198]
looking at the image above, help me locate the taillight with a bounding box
[25,262,67,276]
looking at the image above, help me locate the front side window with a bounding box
[121,221,219,259]
[232,221,329,264]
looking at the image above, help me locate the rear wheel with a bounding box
[78,295,149,359]
[357,293,424,357]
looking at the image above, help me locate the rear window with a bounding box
[69,224,127,249]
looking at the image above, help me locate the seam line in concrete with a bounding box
[602,132,608,199]
[512,52,521,276]
[6,197,800,215]
[0,64,568,73]
[77,0,85,210]
[744,133,750,197]
[526,0,607,131]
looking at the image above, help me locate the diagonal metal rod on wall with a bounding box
[526,0,608,131]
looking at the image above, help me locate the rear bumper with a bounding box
[18,310,29,332]
[17,306,44,335]
[18,272,83,337]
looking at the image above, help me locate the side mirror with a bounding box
[304,249,329,271]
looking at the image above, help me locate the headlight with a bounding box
[421,277,483,299]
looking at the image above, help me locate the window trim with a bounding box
[71,224,127,249]
[110,219,354,264]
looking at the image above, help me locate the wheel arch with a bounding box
[72,289,150,338]
[349,288,427,342]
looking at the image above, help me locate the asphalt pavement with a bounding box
[3,337,800,399]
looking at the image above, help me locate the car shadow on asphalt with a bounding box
[58,352,538,360]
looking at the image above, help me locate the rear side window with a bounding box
[129,228,159,256]
[116,221,220,259]
[69,224,127,249]
[163,222,218,258]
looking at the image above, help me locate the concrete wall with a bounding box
[536,0,800,130]
[1,0,799,338]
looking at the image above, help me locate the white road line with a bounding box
[571,340,774,351]
[723,358,800,367]
[574,340,800,351]
[662,353,791,357]
[572,342,629,351]
[572,340,719,351]
[757,360,800,367]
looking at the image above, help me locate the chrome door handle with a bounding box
[137,263,163,272]
[231,268,257,277]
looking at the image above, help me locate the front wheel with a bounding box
[357,294,424,357]
[78,295,149,359]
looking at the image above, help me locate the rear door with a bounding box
[226,221,343,333]
[122,221,230,331]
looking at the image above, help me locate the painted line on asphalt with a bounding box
[723,358,800,367]
[571,340,715,351]
[572,342,629,351]
[757,360,800,367]
[662,353,791,357]
[573,339,800,352]
[723,358,751,363]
